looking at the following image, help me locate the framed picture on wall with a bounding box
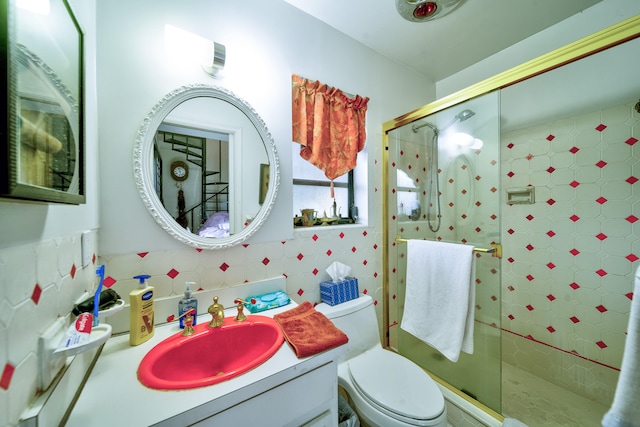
[0,0,85,204]
[259,163,269,205]
[153,144,163,203]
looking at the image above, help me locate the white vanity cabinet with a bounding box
[185,361,338,427]
[66,309,346,427]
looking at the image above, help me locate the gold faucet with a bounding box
[233,298,256,322]
[208,296,225,328]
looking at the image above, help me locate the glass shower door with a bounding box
[386,91,502,411]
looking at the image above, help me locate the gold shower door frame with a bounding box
[381,13,640,418]
[384,91,503,411]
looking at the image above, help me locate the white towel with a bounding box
[400,239,475,362]
[602,265,640,427]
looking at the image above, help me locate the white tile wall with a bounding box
[98,226,383,317]
[0,230,98,427]
[0,226,383,426]
[501,101,639,405]
[3,103,636,427]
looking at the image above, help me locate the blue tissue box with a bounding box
[320,277,359,306]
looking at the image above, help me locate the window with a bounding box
[292,144,356,225]
[291,74,369,227]
[396,168,421,221]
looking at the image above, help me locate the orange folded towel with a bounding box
[274,301,348,358]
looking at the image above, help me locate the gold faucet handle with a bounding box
[182,313,195,336]
[233,298,256,322]
[208,296,225,328]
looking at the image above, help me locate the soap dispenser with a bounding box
[129,274,155,346]
[178,281,198,329]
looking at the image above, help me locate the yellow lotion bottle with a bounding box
[130,274,155,345]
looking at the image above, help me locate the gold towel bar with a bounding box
[394,235,502,259]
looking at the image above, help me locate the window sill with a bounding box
[294,222,366,233]
[294,216,355,227]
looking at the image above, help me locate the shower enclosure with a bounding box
[385,91,503,411]
[382,16,640,425]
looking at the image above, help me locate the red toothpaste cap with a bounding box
[75,313,93,334]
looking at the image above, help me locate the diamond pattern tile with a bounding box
[500,101,639,389]
[3,69,639,427]
[31,284,42,305]
[0,363,15,390]
[0,231,98,425]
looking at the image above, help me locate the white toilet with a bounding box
[316,295,447,427]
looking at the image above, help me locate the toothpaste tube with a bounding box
[56,312,93,351]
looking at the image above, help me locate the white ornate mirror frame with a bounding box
[133,84,280,250]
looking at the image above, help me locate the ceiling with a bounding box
[283,0,602,81]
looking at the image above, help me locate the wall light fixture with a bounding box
[202,42,226,78]
[164,25,225,78]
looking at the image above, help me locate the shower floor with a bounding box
[501,362,609,427]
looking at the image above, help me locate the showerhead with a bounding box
[412,108,475,133]
[396,0,463,23]
[455,109,475,122]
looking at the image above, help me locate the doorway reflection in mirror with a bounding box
[155,126,229,235]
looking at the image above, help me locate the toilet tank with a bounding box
[316,295,381,361]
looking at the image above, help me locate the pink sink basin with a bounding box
[138,315,284,390]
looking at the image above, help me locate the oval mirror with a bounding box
[134,84,279,249]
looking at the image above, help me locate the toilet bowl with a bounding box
[316,295,447,427]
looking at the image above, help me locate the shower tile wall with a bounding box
[501,101,639,405]
[389,130,502,328]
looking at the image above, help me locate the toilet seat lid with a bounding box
[348,349,444,421]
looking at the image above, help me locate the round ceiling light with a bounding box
[396,0,463,23]
[413,2,438,19]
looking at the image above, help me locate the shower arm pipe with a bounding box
[412,121,439,134]
[395,235,502,258]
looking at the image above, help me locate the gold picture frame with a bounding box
[259,163,269,205]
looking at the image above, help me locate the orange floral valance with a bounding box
[291,74,369,181]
